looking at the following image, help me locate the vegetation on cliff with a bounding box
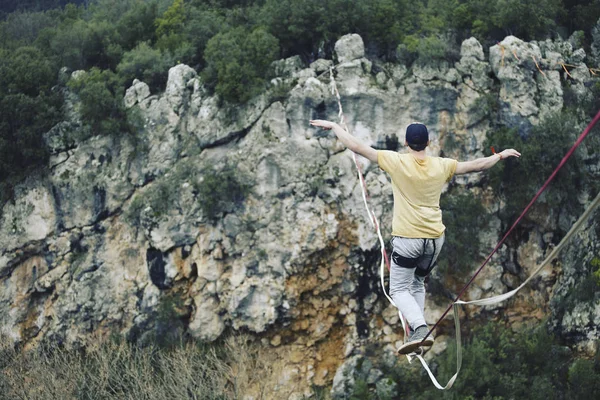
[1,0,600,199]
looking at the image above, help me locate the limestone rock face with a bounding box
[548,212,600,355]
[124,79,151,109]
[334,34,365,63]
[592,18,600,66]
[0,33,598,395]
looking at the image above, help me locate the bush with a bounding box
[484,111,588,224]
[568,358,600,398]
[203,26,279,103]
[452,0,565,42]
[113,0,159,51]
[126,177,181,225]
[155,0,185,38]
[117,41,174,91]
[67,67,135,137]
[438,189,488,275]
[195,167,252,222]
[182,6,227,66]
[390,321,595,400]
[258,0,327,58]
[0,10,57,47]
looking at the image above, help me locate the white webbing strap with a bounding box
[413,303,462,389]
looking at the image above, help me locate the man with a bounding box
[309,119,521,355]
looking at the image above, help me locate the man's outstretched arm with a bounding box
[310,120,378,163]
[455,149,521,175]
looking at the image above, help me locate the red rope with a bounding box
[422,109,600,343]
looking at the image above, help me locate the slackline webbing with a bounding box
[327,66,600,389]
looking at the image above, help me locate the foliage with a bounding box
[484,111,589,224]
[126,176,181,224]
[155,0,185,38]
[408,33,461,65]
[389,321,600,400]
[117,41,174,91]
[438,189,488,275]
[182,5,227,66]
[113,0,159,51]
[67,67,135,137]
[1,0,600,206]
[451,0,565,42]
[0,45,61,188]
[567,357,600,398]
[555,255,600,316]
[154,0,195,58]
[195,167,252,222]
[592,257,600,287]
[203,26,279,103]
[0,10,57,47]
[153,292,189,347]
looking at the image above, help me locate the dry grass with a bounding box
[0,334,278,400]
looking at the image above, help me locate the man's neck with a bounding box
[408,147,427,160]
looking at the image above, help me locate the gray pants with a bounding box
[389,235,445,330]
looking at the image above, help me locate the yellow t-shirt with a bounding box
[377,151,458,238]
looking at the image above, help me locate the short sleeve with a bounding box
[443,158,458,182]
[377,150,400,173]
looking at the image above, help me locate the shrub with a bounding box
[155,0,185,38]
[182,6,227,66]
[484,111,588,224]
[67,67,135,137]
[438,189,488,275]
[568,358,600,398]
[195,167,252,222]
[593,257,600,287]
[0,92,60,181]
[0,10,57,46]
[391,322,585,400]
[203,26,279,103]
[117,41,174,91]
[126,177,181,225]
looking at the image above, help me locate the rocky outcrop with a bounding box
[1,33,598,397]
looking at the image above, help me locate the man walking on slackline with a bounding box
[309,119,521,354]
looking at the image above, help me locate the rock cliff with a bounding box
[1,33,599,397]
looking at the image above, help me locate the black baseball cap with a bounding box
[406,123,429,150]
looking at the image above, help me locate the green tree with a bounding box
[114,1,159,51]
[0,45,61,190]
[259,0,325,58]
[67,68,131,137]
[0,10,57,47]
[438,190,488,275]
[183,5,227,66]
[0,46,57,95]
[155,0,185,38]
[117,41,174,91]
[203,26,279,103]
[484,111,588,224]
[568,358,600,398]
